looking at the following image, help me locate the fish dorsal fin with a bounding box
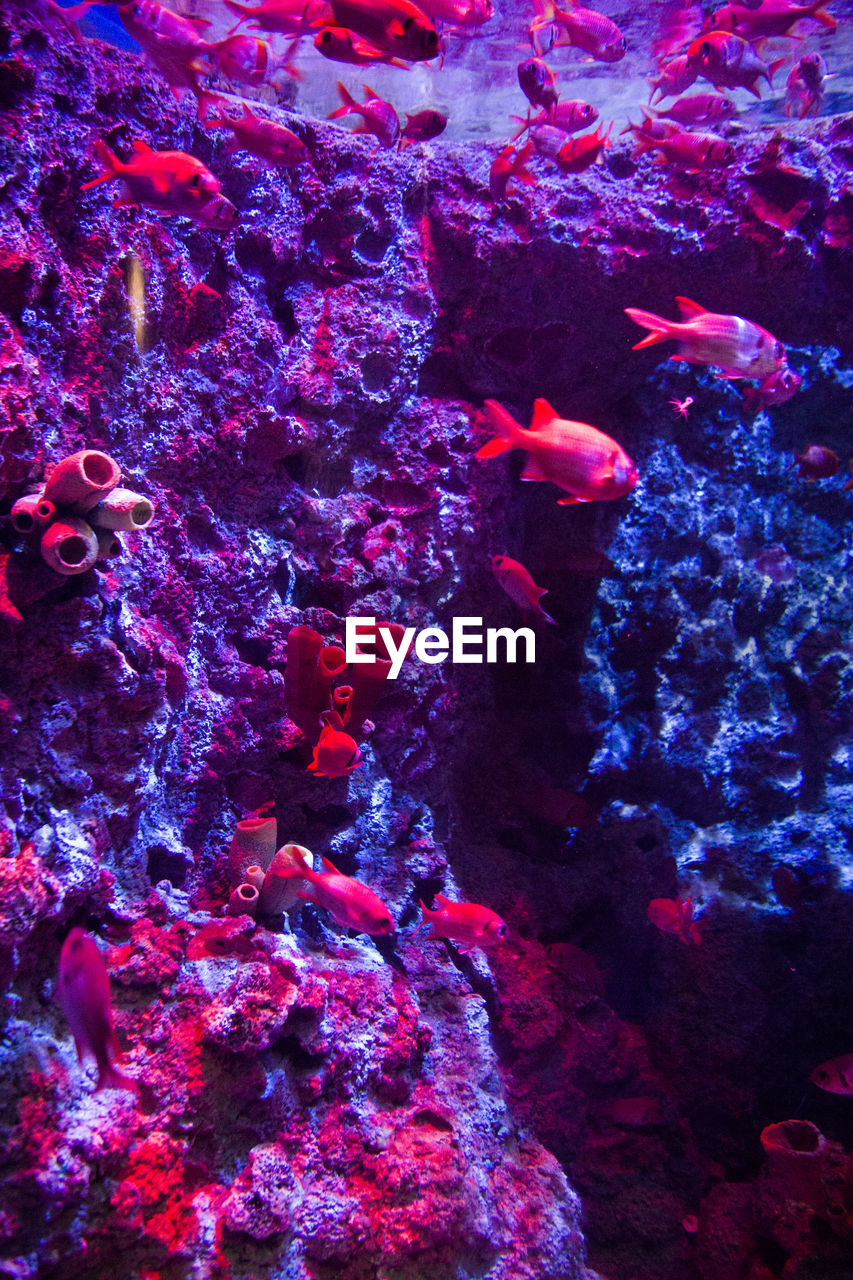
[321,709,344,731]
[321,855,341,875]
[131,139,154,154]
[434,893,452,906]
[362,84,379,98]
[521,455,547,482]
[530,397,556,431]
[675,296,706,320]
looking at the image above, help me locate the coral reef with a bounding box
[0,5,852,1280]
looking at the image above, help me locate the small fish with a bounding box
[653,0,703,61]
[489,139,536,201]
[549,0,626,62]
[417,0,491,22]
[651,92,737,127]
[414,894,508,953]
[328,0,440,61]
[329,81,400,148]
[556,121,611,172]
[687,32,784,98]
[213,33,275,86]
[604,1097,665,1127]
[224,0,326,37]
[517,57,558,113]
[314,26,410,67]
[399,108,447,144]
[476,397,637,505]
[202,98,309,166]
[647,895,702,945]
[34,0,95,43]
[307,710,362,777]
[788,444,840,480]
[82,139,236,228]
[520,785,598,826]
[710,0,835,41]
[648,54,699,103]
[811,1052,853,1095]
[741,365,801,412]
[785,53,827,119]
[117,0,212,56]
[511,99,598,141]
[274,845,394,934]
[631,122,735,171]
[669,395,694,418]
[58,929,137,1093]
[625,297,787,380]
[491,554,555,624]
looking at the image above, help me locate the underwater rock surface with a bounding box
[0,5,852,1280]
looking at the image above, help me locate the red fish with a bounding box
[224,0,327,37]
[307,711,362,777]
[653,0,703,61]
[651,92,737,127]
[329,81,400,148]
[489,139,536,201]
[414,894,508,953]
[275,845,394,934]
[741,365,801,412]
[517,57,558,113]
[417,0,491,22]
[648,54,699,103]
[400,108,447,144]
[314,26,410,67]
[34,0,95,43]
[785,53,827,119]
[788,444,840,480]
[476,397,638,506]
[117,0,212,56]
[58,929,136,1093]
[687,32,784,97]
[625,297,787,379]
[83,139,236,228]
[631,122,735,171]
[709,0,835,40]
[327,0,440,61]
[202,98,309,166]
[512,99,598,141]
[811,1053,853,1094]
[556,121,611,172]
[549,0,626,62]
[491,554,555,624]
[213,33,276,86]
[647,895,701,945]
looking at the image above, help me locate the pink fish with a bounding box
[647,895,701,945]
[709,0,835,41]
[785,53,827,119]
[213,33,276,86]
[82,139,236,228]
[512,99,598,140]
[307,710,362,777]
[417,0,492,22]
[224,0,328,36]
[631,123,735,171]
[687,32,784,97]
[202,98,309,166]
[648,54,698,103]
[489,139,536,201]
[549,0,626,62]
[491,554,555,624]
[329,81,400,148]
[400,108,447,145]
[741,365,801,412]
[58,929,136,1093]
[33,0,95,43]
[314,26,410,67]
[276,845,394,934]
[651,92,737,127]
[414,894,508,953]
[653,0,703,61]
[811,1053,853,1095]
[476,397,637,506]
[327,0,440,61]
[517,57,558,113]
[788,444,840,480]
[555,121,611,172]
[625,297,786,379]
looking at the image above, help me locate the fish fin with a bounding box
[529,398,556,431]
[674,296,706,320]
[476,400,523,458]
[131,139,154,155]
[82,139,122,190]
[521,455,548,481]
[362,84,379,98]
[539,606,557,626]
[557,495,590,505]
[95,1061,137,1094]
[624,306,672,348]
[320,855,341,874]
[813,7,836,29]
[434,893,452,905]
[768,57,787,85]
[332,79,357,114]
[690,923,702,945]
[320,710,345,730]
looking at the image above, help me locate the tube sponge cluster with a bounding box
[10,449,155,575]
[227,816,315,919]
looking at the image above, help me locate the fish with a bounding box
[414,894,508,953]
[327,0,441,61]
[33,0,95,43]
[648,54,699,103]
[117,0,212,56]
[653,0,703,61]
[624,297,787,380]
[647,895,702,945]
[306,710,363,777]
[709,0,836,41]
[213,33,276,86]
[811,1052,853,1095]
[274,845,394,934]
[314,26,410,67]
[491,554,556,624]
[202,98,309,166]
[555,121,611,172]
[489,139,536,201]
[788,444,840,480]
[328,81,400,148]
[650,92,737,127]
[548,0,626,62]
[224,0,327,37]
[517,57,558,113]
[687,32,784,97]
[631,122,736,172]
[57,929,137,1093]
[418,0,492,22]
[511,99,598,141]
[476,397,638,506]
[785,53,827,119]
[740,365,801,412]
[399,108,447,144]
[82,139,236,228]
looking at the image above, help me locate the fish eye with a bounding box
[321,29,332,42]
[425,29,438,49]
[775,341,784,358]
[189,174,202,189]
[700,40,710,57]
[496,923,508,938]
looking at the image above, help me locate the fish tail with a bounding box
[81,140,122,190]
[539,602,557,626]
[96,1059,137,1094]
[412,899,436,939]
[624,306,674,350]
[223,0,251,28]
[514,137,536,184]
[329,80,358,119]
[812,5,836,30]
[767,58,787,86]
[476,399,523,459]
